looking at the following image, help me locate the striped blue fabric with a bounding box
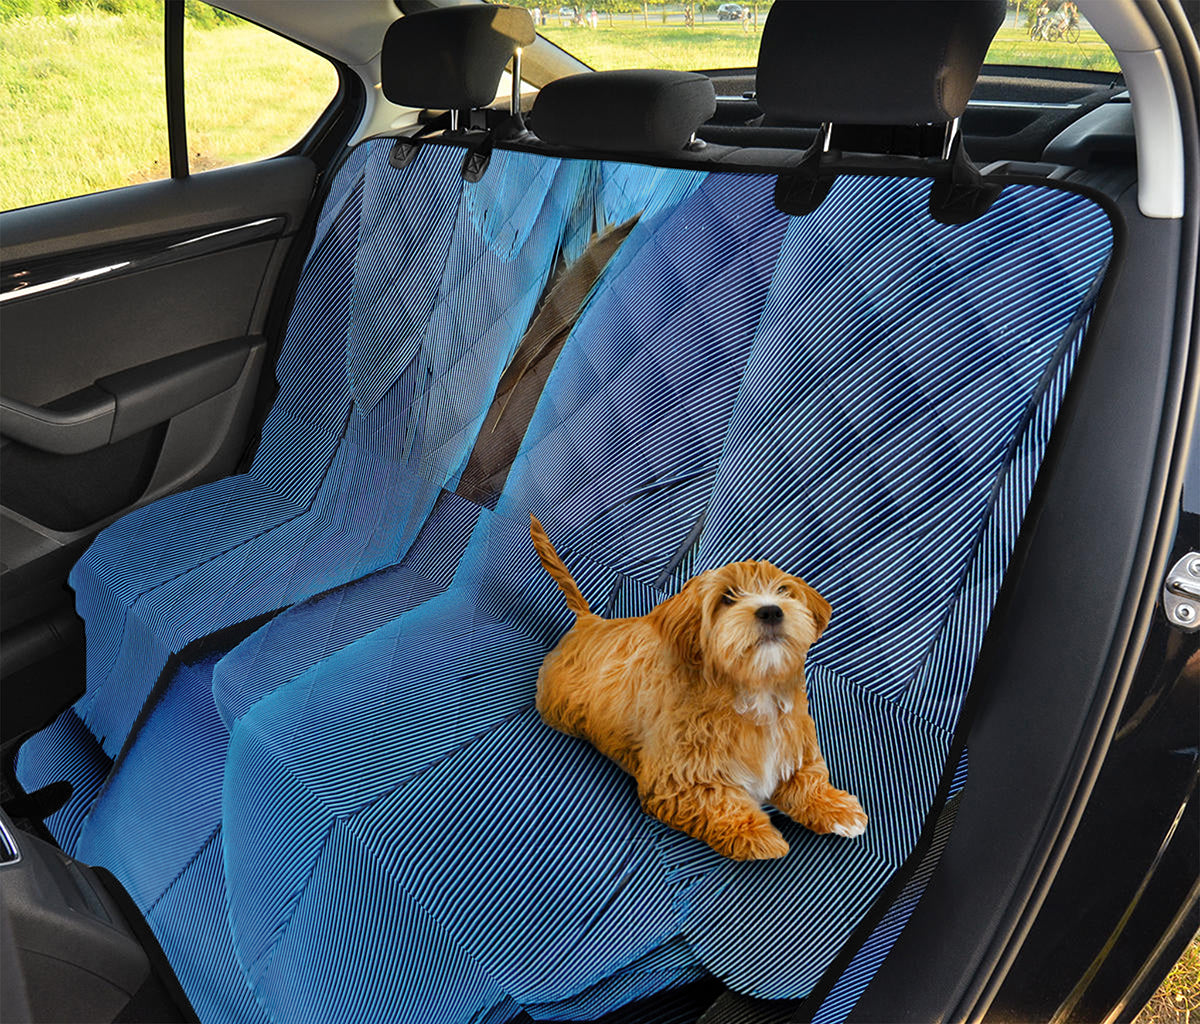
[34,160,706,845]
[15,142,370,840]
[18,148,1113,1024]
[524,937,706,1020]
[12,709,110,853]
[144,827,271,1024]
[597,161,709,229]
[70,147,370,732]
[220,172,1112,1022]
[222,170,791,1022]
[20,157,706,831]
[57,492,480,1024]
[75,650,230,905]
[656,180,1112,999]
[808,313,1092,1024]
[22,152,710,1022]
[17,141,590,864]
[56,142,581,764]
[810,752,969,1024]
[212,489,481,729]
[561,162,707,265]
[72,490,481,900]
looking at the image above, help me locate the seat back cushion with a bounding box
[221,168,791,1022]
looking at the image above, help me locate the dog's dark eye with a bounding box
[721,589,736,606]
[776,584,789,595]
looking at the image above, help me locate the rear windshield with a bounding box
[521,1,1120,75]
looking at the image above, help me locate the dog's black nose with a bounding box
[756,604,783,624]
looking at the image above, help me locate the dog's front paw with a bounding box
[816,790,867,839]
[774,774,868,838]
[711,817,790,861]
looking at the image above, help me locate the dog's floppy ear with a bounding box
[650,579,706,672]
[800,581,832,639]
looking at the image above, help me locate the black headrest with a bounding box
[532,70,716,153]
[382,5,535,110]
[757,0,1006,125]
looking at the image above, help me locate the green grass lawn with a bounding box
[987,24,1119,74]
[1134,935,1199,1024]
[0,10,336,210]
[539,20,764,72]
[538,19,1117,74]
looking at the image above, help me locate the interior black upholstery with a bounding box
[757,0,1007,124]
[382,4,535,108]
[532,69,717,152]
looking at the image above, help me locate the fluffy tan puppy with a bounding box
[531,515,867,861]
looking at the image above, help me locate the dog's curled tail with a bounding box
[530,514,591,617]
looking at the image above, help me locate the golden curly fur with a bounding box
[531,514,867,860]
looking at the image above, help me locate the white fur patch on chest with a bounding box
[729,694,800,804]
[733,690,793,724]
[730,739,797,804]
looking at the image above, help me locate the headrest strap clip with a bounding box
[928,130,1003,225]
[388,112,453,170]
[774,128,837,216]
[461,130,496,183]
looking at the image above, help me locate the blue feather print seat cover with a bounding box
[16,142,708,1023]
[217,170,1112,1022]
[15,150,1114,1021]
[16,141,585,839]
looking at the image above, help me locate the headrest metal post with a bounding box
[449,108,459,132]
[819,122,834,154]
[942,117,961,161]
[511,47,522,117]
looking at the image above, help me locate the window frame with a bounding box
[166,0,188,179]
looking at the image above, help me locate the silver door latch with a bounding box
[1163,552,1200,630]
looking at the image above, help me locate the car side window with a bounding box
[0,0,339,213]
[184,3,339,174]
[0,0,172,211]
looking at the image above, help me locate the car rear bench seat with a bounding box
[17,11,720,1020]
[15,3,1121,1022]
[218,9,1114,1024]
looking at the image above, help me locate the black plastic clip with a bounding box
[928,133,1003,225]
[387,112,455,171]
[389,138,421,170]
[461,131,496,183]
[774,134,836,217]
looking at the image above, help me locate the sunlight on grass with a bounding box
[1135,935,1200,1024]
[987,25,1120,74]
[539,17,1118,74]
[0,11,169,208]
[540,21,763,72]
[1,5,1120,211]
[186,16,338,172]
[0,9,336,210]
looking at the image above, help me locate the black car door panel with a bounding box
[0,156,316,656]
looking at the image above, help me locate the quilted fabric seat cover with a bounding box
[219,172,1112,1022]
[73,493,486,1024]
[16,141,588,845]
[71,142,586,753]
[24,152,706,1022]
